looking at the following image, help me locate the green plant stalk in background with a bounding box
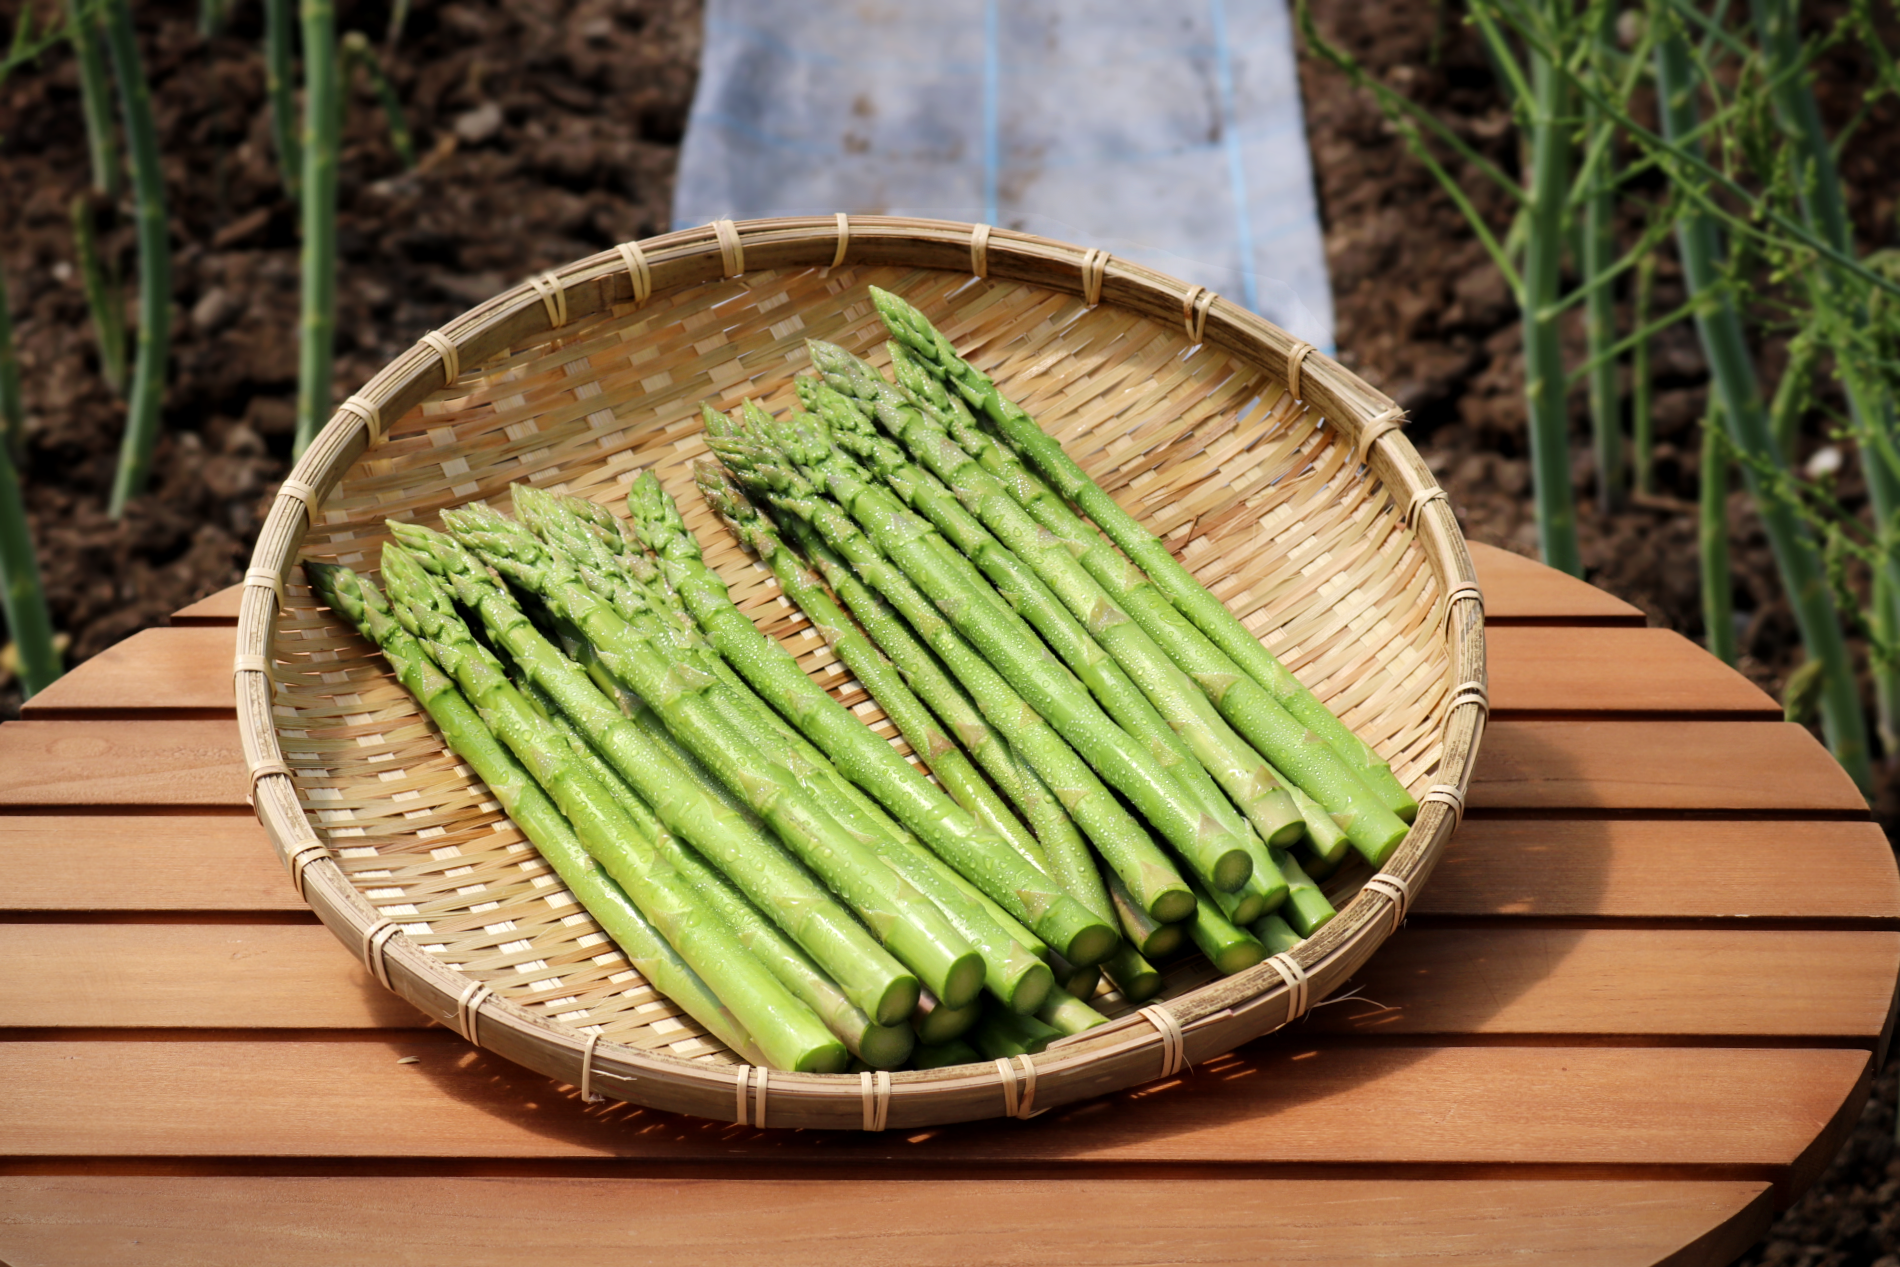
[71,194,126,395]
[1631,251,1657,496]
[0,267,60,697]
[1581,1,1621,514]
[263,0,300,200]
[65,0,119,199]
[101,0,170,520]
[340,31,416,168]
[1700,411,1736,666]
[293,0,339,457]
[1522,6,1581,573]
[1655,23,1872,792]
[0,261,23,462]
[1749,0,1900,761]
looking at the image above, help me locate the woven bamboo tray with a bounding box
[234,215,1487,1131]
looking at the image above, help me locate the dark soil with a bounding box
[1,1,1894,1259]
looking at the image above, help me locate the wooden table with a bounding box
[2,542,1896,1266]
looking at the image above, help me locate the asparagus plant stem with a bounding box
[101,0,170,518]
[1106,868,1184,960]
[873,338,1410,865]
[1632,252,1657,496]
[292,0,339,458]
[971,1009,1061,1059]
[1582,2,1622,516]
[913,1039,981,1069]
[263,0,301,201]
[71,194,126,396]
[389,520,922,1027]
[1251,912,1302,956]
[1522,7,1581,573]
[304,561,764,1066]
[1035,984,1109,1037]
[619,474,1115,969]
[1101,941,1163,1003]
[1185,877,1268,976]
[0,283,59,696]
[1700,409,1736,667]
[911,989,981,1046]
[377,545,847,1073]
[705,408,1195,923]
[0,261,24,463]
[871,286,1419,822]
[339,31,416,168]
[1656,24,1872,792]
[1276,848,1337,937]
[66,0,119,200]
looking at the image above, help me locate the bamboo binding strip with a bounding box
[235,216,1485,1131]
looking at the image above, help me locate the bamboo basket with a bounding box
[235,216,1486,1131]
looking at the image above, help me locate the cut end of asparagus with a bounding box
[938,950,988,1012]
[911,990,982,1047]
[1208,842,1253,894]
[1060,920,1121,970]
[792,1037,853,1075]
[856,1022,916,1071]
[1250,913,1303,957]
[871,973,922,1029]
[1102,943,1164,1003]
[1000,959,1055,1018]
[1148,886,1196,926]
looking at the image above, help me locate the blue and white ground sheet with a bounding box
[672,0,1335,351]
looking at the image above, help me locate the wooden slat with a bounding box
[18,626,1779,722]
[1471,721,1867,813]
[1487,627,1778,717]
[0,816,294,912]
[0,721,248,808]
[168,586,243,626]
[1418,819,1900,923]
[0,1176,1774,1267]
[0,926,423,1029]
[20,629,238,718]
[1310,928,1900,1042]
[0,718,1859,814]
[1470,542,1645,625]
[7,925,1894,1047]
[0,1040,1866,1180]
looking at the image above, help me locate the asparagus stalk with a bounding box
[1036,984,1109,1037]
[304,560,764,1066]
[516,490,1059,1013]
[913,1039,981,1069]
[1250,912,1303,957]
[388,520,922,1026]
[439,502,987,1009]
[101,0,170,517]
[971,1009,1062,1059]
[1700,407,1736,666]
[704,410,1194,925]
[1276,849,1337,937]
[377,544,847,1073]
[292,0,339,457]
[883,341,1382,869]
[66,0,119,200]
[1101,942,1163,1003]
[775,501,1114,924]
[70,194,126,396]
[871,286,1420,823]
[912,990,982,1046]
[1186,877,1268,975]
[518,672,915,1069]
[622,472,1116,968]
[811,348,1312,851]
[338,31,416,168]
[1106,868,1185,960]
[262,0,300,200]
[714,400,1254,897]
[1044,951,1099,1001]
[0,266,60,696]
[695,466,1047,871]
[1632,252,1658,496]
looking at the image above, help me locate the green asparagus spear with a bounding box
[1036,984,1110,1037]
[971,1009,1062,1059]
[812,346,1314,849]
[677,466,1119,968]
[1044,951,1100,1001]
[1105,868,1186,961]
[376,544,847,1073]
[711,401,1253,898]
[1250,912,1303,956]
[387,520,921,1026]
[438,502,986,1010]
[912,989,983,1046]
[515,670,914,1069]
[304,560,763,1066]
[1276,849,1338,937]
[1185,878,1268,976]
[882,337,1410,866]
[705,415,1193,926]
[871,285,1419,825]
[1101,942,1164,1002]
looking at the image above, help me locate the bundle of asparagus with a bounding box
[305,293,1413,1076]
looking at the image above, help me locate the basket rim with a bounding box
[233,214,1487,1132]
